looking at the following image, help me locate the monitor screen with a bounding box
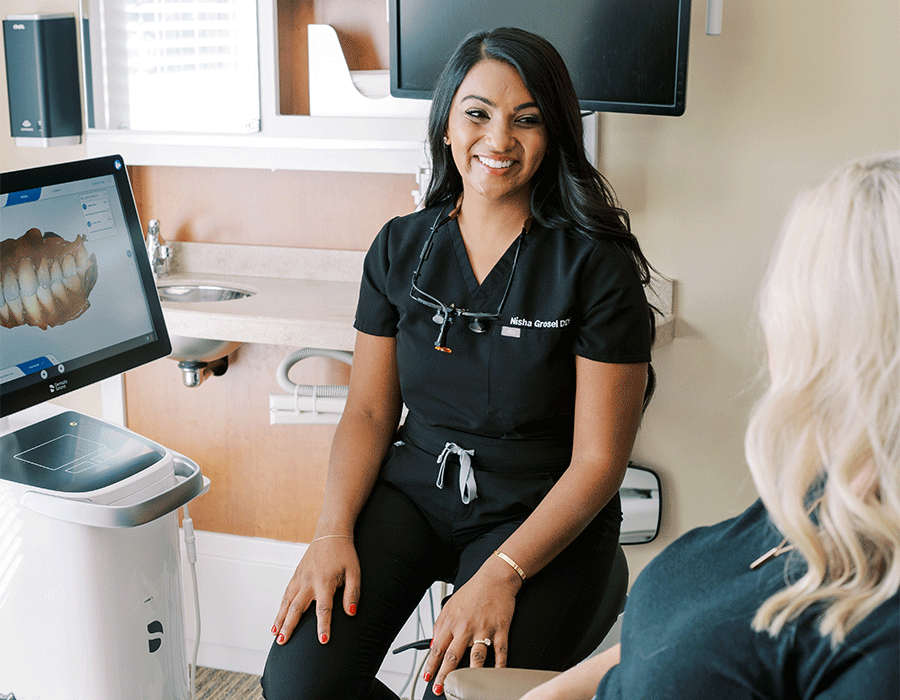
[1,155,170,417]
[390,0,691,116]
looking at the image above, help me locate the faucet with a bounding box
[146,219,171,279]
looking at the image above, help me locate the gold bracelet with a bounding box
[493,550,527,581]
[311,534,353,544]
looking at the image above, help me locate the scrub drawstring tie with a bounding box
[435,442,477,504]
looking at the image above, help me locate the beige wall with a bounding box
[615,0,899,577]
[3,0,898,577]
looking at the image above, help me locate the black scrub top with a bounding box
[354,203,651,444]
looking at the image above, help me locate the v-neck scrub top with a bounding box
[354,204,652,455]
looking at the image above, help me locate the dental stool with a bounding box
[443,544,629,700]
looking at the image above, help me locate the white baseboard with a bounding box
[178,529,439,698]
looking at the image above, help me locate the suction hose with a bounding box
[276,348,353,397]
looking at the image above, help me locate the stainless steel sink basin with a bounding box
[155,282,251,383]
[167,336,243,363]
[157,283,255,303]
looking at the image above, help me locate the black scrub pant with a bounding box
[261,435,621,700]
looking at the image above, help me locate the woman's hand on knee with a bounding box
[271,538,361,645]
[423,565,519,695]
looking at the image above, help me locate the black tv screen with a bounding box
[390,0,691,116]
[1,155,171,417]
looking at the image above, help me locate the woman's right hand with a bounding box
[271,535,361,646]
[270,332,401,647]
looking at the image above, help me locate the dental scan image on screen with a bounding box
[1,171,158,404]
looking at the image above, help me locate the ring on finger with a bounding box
[472,638,492,647]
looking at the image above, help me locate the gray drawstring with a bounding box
[435,442,477,504]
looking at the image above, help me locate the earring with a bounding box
[443,136,450,145]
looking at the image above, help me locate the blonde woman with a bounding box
[520,153,900,700]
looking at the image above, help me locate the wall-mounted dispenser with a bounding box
[2,13,83,146]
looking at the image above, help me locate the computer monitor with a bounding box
[389,0,692,116]
[1,154,170,417]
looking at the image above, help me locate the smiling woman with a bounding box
[261,27,657,700]
[444,59,548,224]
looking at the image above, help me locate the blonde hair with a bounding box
[746,152,900,646]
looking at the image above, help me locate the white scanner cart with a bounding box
[1,154,210,699]
[0,405,209,699]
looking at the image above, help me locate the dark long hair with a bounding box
[423,27,657,408]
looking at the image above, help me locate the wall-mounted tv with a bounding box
[1,155,171,418]
[389,0,692,117]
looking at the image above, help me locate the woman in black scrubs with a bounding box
[262,28,656,700]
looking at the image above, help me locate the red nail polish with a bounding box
[272,625,278,635]
[277,634,285,644]
[320,633,329,644]
[433,684,443,695]
[348,603,357,615]
[423,672,432,683]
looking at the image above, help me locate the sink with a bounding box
[157,283,255,303]
[167,336,242,363]
[155,282,249,369]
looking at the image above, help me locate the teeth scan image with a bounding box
[1,227,99,330]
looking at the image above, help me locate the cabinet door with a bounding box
[84,0,260,134]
